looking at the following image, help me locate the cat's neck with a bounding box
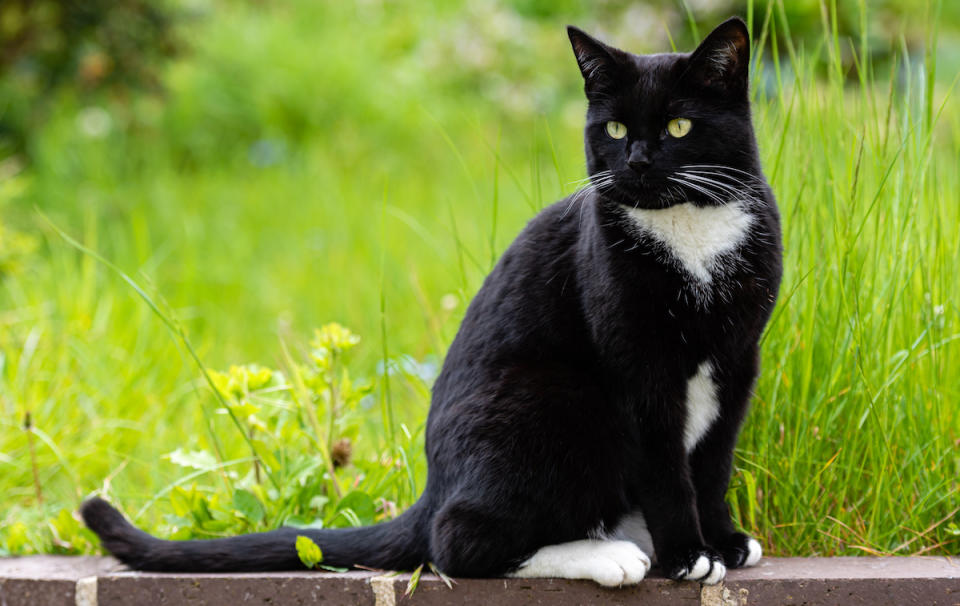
[617,201,755,285]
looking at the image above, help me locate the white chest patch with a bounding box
[683,360,720,452]
[621,202,754,284]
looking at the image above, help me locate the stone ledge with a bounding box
[0,556,957,606]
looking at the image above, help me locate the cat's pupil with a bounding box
[606,121,627,139]
[667,118,692,138]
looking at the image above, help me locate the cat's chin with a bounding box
[631,197,686,210]
[598,180,685,211]
[602,190,681,211]
[607,184,726,210]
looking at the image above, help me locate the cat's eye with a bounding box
[667,118,692,138]
[605,121,627,139]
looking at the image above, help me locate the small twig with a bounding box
[912,540,956,556]
[846,544,890,556]
[326,351,340,459]
[24,412,43,505]
[825,515,872,545]
[353,564,388,572]
[250,426,262,484]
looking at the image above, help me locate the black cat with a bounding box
[82,17,781,586]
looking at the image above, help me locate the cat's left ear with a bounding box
[683,17,750,95]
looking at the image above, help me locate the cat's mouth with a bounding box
[597,172,683,210]
[598,167,755,210]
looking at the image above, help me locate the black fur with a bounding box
[82,17,782,581]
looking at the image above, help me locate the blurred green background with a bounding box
[4,0,957,363]
[1,0,958,558]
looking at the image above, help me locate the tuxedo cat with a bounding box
[82,17,781,586]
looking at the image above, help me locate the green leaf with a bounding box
[191,494,213,524]
[284,515,324,529]
[295,535,323,569]
[308,495,330,511]
[170,486,193,517]
[199,519,232,532]
[165,448,219,471]
[319,564,349,572]
[4,522,29,553]
[251,439,281,471]
[742,469,757,532]
[233,489,265,523]
[405,563,424,597]
[428,562,455,589]
[333,491,376,526]
[230,399,261,419]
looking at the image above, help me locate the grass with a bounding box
[1,0,958,558]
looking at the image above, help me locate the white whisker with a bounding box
[681,164,761,180]
[668,176,726,205]
[562,171,616,220]
[681,169,764,193]
[678,172,749,202]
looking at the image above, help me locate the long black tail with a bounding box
[80,497,430,572]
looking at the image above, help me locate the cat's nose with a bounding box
[627,141,652,172]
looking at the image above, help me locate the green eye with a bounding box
[605,121,627,139]
[667,118,692,138]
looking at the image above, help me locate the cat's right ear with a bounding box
[567,26,623,95]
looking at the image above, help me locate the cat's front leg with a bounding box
[688,354,763,569]
[632,442,726,585]
[690,430,762,569]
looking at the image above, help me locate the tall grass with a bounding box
[727,0,960,556]
[1,0,957,557]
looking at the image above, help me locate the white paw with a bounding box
[744,538,762,567]
[681,554,726,585]
[582,557,634,587]
[683,554,712,580]
[701,560,726,585]
[604,540,651,584]
[509,539,652,587]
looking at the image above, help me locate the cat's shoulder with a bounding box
[507,197,585,248]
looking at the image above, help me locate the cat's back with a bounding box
[464,196,586,312]
[430,196,594,397]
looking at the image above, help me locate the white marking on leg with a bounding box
[744,538,762,567]
[508,539,651,587]
[683,361,720,452]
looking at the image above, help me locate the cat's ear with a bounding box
[683,17,750,95]
[567,26,625,95]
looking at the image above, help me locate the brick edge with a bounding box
[0,556,957,606]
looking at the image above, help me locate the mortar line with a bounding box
[369,574,397,606]
[75,576,97,606]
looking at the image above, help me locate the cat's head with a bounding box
[568,18,760,210]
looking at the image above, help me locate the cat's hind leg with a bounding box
[429,499,650,587]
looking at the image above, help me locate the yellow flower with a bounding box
[310,323,360,371]
[311,323,360,353]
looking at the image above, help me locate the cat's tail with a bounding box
[80,496,430,572]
